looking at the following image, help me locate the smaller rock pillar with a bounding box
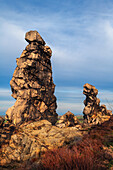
[83,83,112,124]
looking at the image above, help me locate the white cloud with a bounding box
[0,1,113,117]
[0,86,113,116]
[0,88,15,115]
[0,100,14,104]
[99,89,113,111]
[0,3,113,91]
[0,100,15,115]
[0,17,26,46]
[55,86,113,115]
[0,88,11,96]
[104,21,113,41]
[57,102,84,115]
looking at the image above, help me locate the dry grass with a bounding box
[40,115,113,170]
[11,115,113,170]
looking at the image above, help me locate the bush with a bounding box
[41,137,103,170]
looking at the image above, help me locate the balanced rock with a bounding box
[83,83,112,124]
[5,30,58,125]
[56,111,79,128]
[25,30,45,45]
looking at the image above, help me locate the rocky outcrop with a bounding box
[83,83,112,124]
[5,30,58,125]
[0,120,83,166]
[56,111,81,129]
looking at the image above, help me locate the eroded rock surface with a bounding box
[0,120,83,166]
[0,116,4,128]
[56,111,81,129]
[0,121,15,147]
[83,83,112,124]
[5,30,58,125]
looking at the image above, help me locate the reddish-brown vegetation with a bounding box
[17,115,113,170]
[41,141,101,170]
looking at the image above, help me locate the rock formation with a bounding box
[5,30,58,125]
[83,83,112,124]
[0,120,82,166]
[56,111,80,128]
[0,116,4,128]
[0,121,15,147]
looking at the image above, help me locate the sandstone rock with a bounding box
[5,30,58,125]
[83,83,112,125]
[107,110,112,116]
[25,30,45,45]
[56,111,79,128]
[0,120,83,166]
[0,116,4,127]
[44,46,52,57]
[0,121,15,147]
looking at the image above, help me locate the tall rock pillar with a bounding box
[6,30,58,125]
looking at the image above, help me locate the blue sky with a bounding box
[0,0,113,115]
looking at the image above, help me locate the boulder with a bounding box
[25,30,45,45]
[56,111,80,128]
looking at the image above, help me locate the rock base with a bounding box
[0,120,83,166]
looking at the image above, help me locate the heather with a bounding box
[16,115,113,170]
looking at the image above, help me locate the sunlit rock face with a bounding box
[0,120,83,166]
[83,83,112,124]
[56,111,80,128]
[6,30,58,125]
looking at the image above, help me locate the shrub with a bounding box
[41,138,102,170]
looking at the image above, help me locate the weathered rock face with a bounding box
[83,83,112,124]
[0,121,15,147]
[56,111,80,128]
[0,116,4,128]
[0,120,83,166]
[5,30,58,125]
